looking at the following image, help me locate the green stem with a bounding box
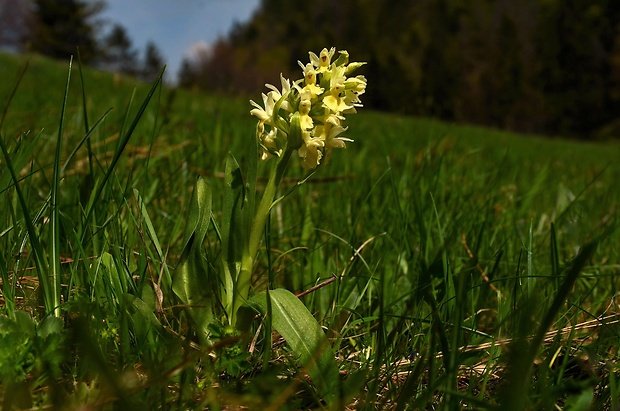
[250,149,292,258]
[232,148,293,326]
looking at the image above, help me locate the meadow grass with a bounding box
[0,51,619,410]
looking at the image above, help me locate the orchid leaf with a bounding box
[172,177,215,341]
[221,153,245,318]
[248,288,339,403]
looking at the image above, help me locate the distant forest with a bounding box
[179,0,620,139]
[0,0,165,82]
[2,0,619,138]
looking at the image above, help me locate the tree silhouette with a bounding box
[141,41,165,82]
[30,0,103,63]
[0,0,34,50]
[178,0,620,138]
[99,23,139,75]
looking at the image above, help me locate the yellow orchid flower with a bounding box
[297,62,324,97]
[322,65,355,113]
[250,47,365,169]
[345,75,367,94]
[309,47,335,73]
[259,129,279,160]
[313,115,351,163]
[250,92,276,126]
[323,84,354,113]
[265,74,293,112]
[298,131,324,170]
[298,97,314,131]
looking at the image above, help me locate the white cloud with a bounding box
[184,41,213,66]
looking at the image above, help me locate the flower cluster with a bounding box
[250,47,367,169]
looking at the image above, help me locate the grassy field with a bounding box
[1,51,619,410]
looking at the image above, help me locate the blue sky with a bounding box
[98,0,261,81]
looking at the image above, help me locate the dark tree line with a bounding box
[0,0,165,82]
[0,0,34,49]
[178,0,620,139]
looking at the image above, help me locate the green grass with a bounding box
[1,51,619,410]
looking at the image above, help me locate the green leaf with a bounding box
[133,189,172,288]
[180,177,212,251]
[172,177,215,341]
[100,252,126,301]
[221,153,246,318]
[12,311,36,336]
[222,153,245,264]
[565,388,594,411]
[248,288,339,403]
[36,316,63,339]
[122,293,163,344]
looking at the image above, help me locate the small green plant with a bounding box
[172,47,367,401]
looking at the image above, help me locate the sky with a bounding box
[98,0,261,82]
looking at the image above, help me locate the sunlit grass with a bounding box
[1,51,619,409]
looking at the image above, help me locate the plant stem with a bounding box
[250,148,292,258]
[232,148,293,326]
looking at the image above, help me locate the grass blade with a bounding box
[48,57,73,317]
[0,137,51,314]
[500,239,599,410]
[81,68,165,239]
[133,188,172,288]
